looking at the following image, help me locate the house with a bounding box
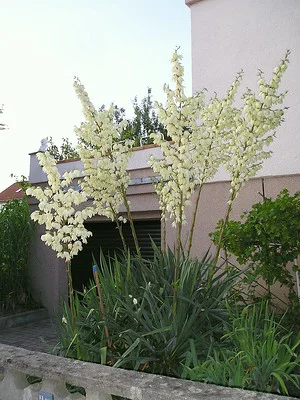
[0,182,24,207]
[185,0,300,298]
[27,0,300,312]
[27,146,162,311]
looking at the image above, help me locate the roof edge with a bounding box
[185,0,202,7]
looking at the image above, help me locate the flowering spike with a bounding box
[26,151,95,261]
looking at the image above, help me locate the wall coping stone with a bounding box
[0,344,298,400]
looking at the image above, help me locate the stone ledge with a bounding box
[0,344,298,400]
[0,309,48,330]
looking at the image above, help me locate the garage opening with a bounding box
[71,219,161,291]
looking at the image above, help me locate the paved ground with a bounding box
[0,318,58,353]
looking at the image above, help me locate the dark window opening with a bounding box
[71,219,161,291]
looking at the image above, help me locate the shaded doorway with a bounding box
[71,219,161,291]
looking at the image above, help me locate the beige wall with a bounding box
[166,173,300,306]
[166,173,300,257]
[187,0,300,179]
[28,147,300,310]
[28,222,68,313]
[184,0,300,303]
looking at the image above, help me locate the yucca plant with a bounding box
[107,247,240,376]
[56,243,240,377]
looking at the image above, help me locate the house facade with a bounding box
[27,146,162,310]
[27,1,300,311]
[184,0,300,299]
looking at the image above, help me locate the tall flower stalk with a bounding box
[187,71,244,256]
[149,51,205,258]
[73,78,141,258]
[210,51,290,282]
[149,51,205,313]
[26,151,95,326]
[150,50,289,289]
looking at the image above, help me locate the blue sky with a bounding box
[0,0,192,191]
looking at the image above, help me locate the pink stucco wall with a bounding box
[28,148,299,310]
[187,0,300,179]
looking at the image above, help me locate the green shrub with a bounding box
[56,244,239,377]
[184,301,300,396]
[211,190,300,300]
[0,198,34,311]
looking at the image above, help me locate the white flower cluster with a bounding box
[149,51,205,226]
[149,53,242,226]
[192,71,244,189]
[26,151,94,261]
[27,51,289,261]
[73,78,133,221]
[223,51,290,204]
[150,50,289,228]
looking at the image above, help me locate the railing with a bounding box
[0,343,297,400]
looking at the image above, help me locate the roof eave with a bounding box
[185,0,202,7]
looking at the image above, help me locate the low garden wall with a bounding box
[0,308,48,329]
[0,343,297,400]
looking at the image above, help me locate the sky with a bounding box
[0,0,192,192]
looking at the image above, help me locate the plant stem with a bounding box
[186,105,223,259]
[162,217,166,252]
[66,260,75,325]
[214,201,232,264]
[187,184,203,257]
[121,186,141,258]
[176,219,182,265]
[208,196,234,286]
[93,267,111,348]
[172,195,183,316]
[110,206,127,252]
[116,218,127,252]
[66,259,82,360]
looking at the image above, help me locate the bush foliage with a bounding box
[0,199,34,311]
[211,190,300,292]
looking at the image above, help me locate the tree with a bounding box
[48,88,167,160]
[120,88,167,147]
[48,136,79,161]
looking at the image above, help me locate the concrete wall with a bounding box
[27,147,299,310]
[167,173,300,254]
[2,343,295,400]
[28,221,68,313]
[29,145,161,184]
[186,0,300,179]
